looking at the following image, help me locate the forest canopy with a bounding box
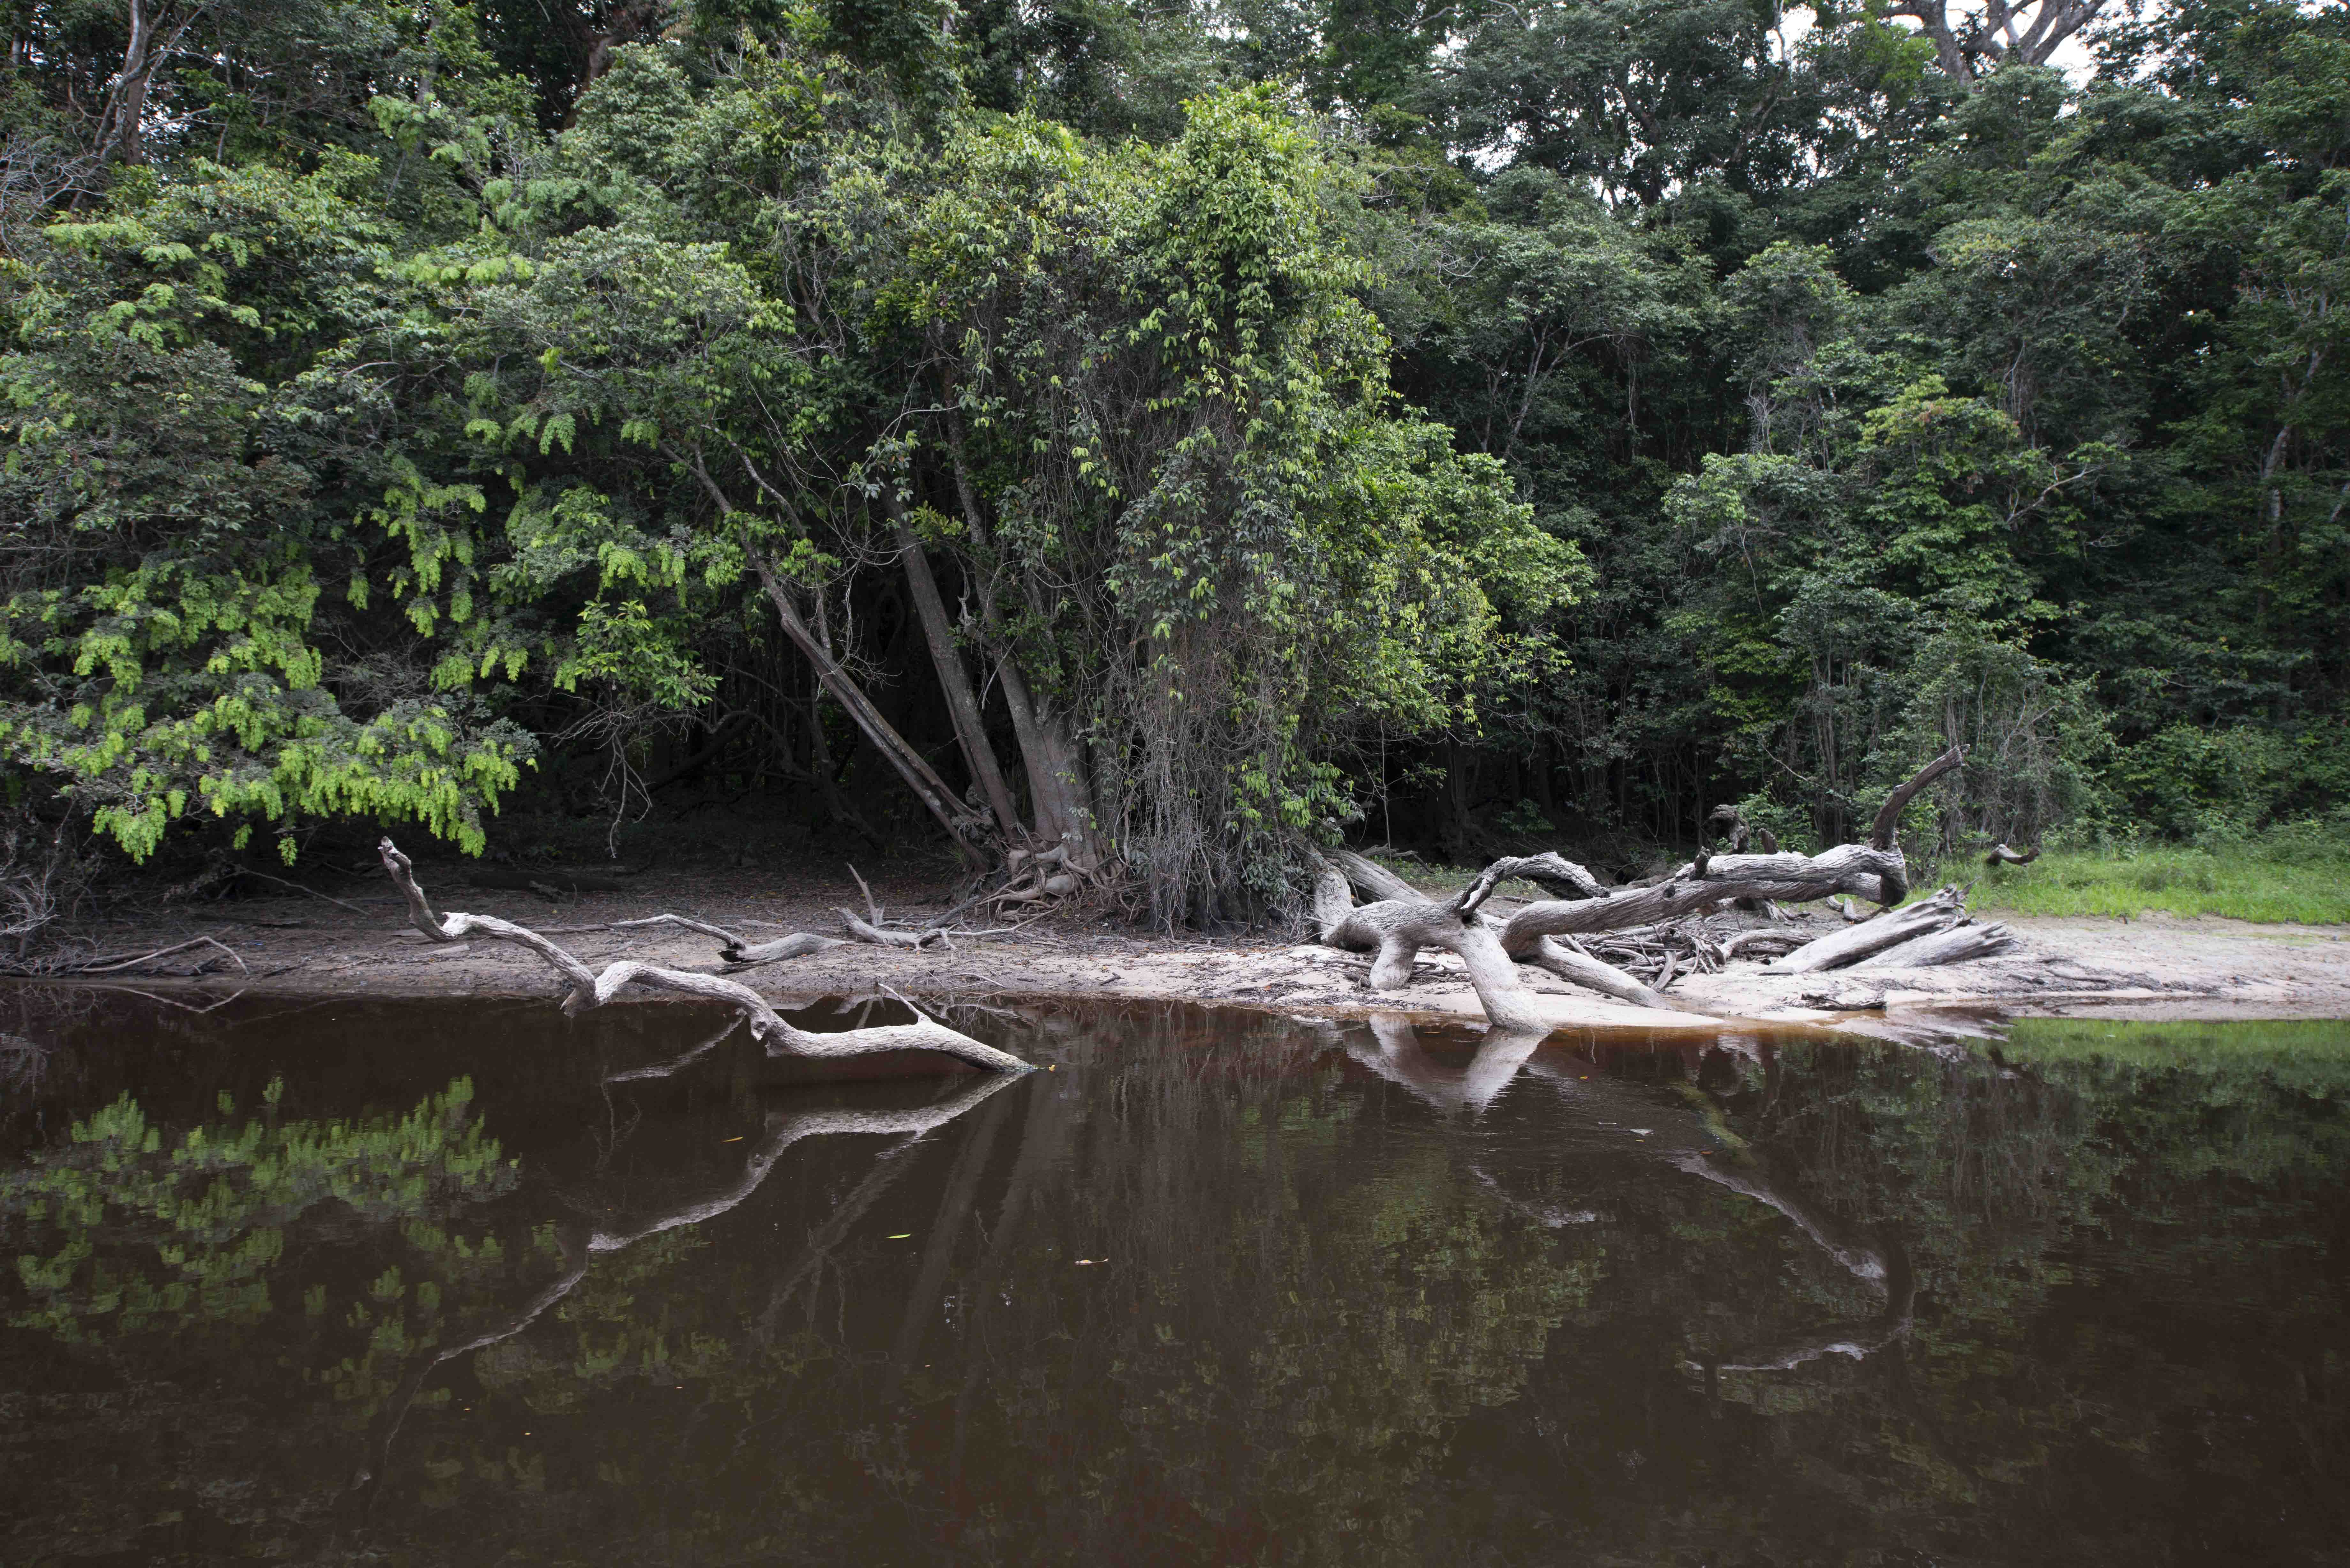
[1,0,2344,921]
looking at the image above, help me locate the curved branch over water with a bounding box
[377,838,1032,1075]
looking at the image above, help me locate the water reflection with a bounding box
[2,992,2346,1564]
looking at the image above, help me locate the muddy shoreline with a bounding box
[34,862,2350,1040]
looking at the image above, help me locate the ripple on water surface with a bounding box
[2,990,2347,1565]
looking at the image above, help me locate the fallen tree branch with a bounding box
[1721,929,1809,960]
[377,838,1031,1074]
[1772,886,1964,974]
[840,908,952,950]
[54,935,249,976]
[1519,935,1672,1009]
[1850,919,2017,969]
[1498,844,1910,947]
[1305,752,1994,1027]
[723,931,850,969]
[610,913,744,945]
[234,866,369,915]
[1869,745,1965,852]
[1313,850,1663,1022]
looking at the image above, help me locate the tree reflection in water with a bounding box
[2,991,2347,1564]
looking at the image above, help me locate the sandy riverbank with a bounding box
[34,862,2350,1042]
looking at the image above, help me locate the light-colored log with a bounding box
[1771,887,1964,974]
[1849,920,2016,969]
[724,931,849,968]
[1322,894,1556,1033]
[1331,849,1420,904]
[1519,935,1672,1009]
[839,909,951,950]
[377,838,1032,1074]
[1499,844,1907,947]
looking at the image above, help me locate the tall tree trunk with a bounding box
[885,493,1022,841]
[107,0,157,164]
[943,419,1100,867]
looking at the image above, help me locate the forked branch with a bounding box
[377,838,1031,1074]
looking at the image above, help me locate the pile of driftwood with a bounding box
[1312,747,2020,1026]
[1513,884,2017,992]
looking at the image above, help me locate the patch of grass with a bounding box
[1371,831,2350,926]
[1962,847,2350,925]
[2005,1016,2350,1067]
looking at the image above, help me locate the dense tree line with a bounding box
[1,0,2344,920]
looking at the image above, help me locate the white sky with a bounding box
[1774,4,2104,82]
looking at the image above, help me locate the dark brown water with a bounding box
[3,991,2347,1566]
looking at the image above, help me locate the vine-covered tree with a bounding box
[1,0,2346,917]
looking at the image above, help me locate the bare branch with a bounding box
[376,838,1031,1075]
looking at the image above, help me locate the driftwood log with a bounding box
[1771,886,1967,974]
[377,838,1031,1075]
[1311,747,2012,1027]
[1314,839,1914,1022]
[1851,919,2016,969]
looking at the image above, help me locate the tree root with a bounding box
[376,838,1031,1074]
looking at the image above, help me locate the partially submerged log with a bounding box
[377,838,1031,1075]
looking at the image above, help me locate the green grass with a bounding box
[1960,847,2350,925]
[2004,1016,2350,1067]
[1371,836,2350,926]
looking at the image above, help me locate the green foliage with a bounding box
[4,0,2350,898]
[1970,822,2350,923]
[3,1078,514,1342]
[0,157,535,859]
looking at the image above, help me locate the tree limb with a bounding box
[377,838,1031,1074]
